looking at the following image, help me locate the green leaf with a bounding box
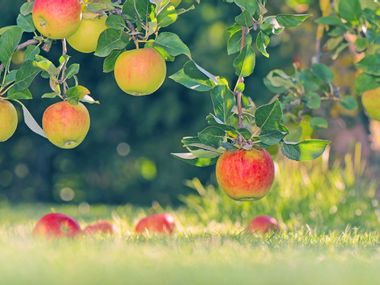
[17,14,35,33]
[305,92,321,109]
[356,54,380,76]
[310,117,328,129]
[41,92,59,99]
[340,96,358,110]
[198,126,225,148]
[32,56,59,76]
[233,0,258,16]
[7,88,32,100]
[14,61,40,91]
[103,50,122,73]
[276,14,310,28]
[106,15,126,30]
[233,45,255,77]
[338,0,362,23]
[281,139,330,161]
[0,26,23,65]
[210,85,235,124]
[169,61,215,92]
[355,73,380,94]
[154,32,191,58]
[24,45,40,61]
[259,130,287,146]
[20,2,34,16]
[264,69,296,93]
[256,31,270,58]
[311,64,334,83]
[95,29,129,57]
[235,11,253,27]
[66,86,91,104]
[255,100,283,131]
[227,25,252,55]
[157,5,178,28]
[122,0,151,23]
[315,16,342,26]
[171,153,218,167]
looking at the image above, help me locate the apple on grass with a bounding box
[247,215,280,234]
[42,101,90,149]
[83,221,116,235]
[114,48,167,96]
[0,99,18,142]
[216,148,275,201]
[135,213,175,234]
[33,213,81,238]
[68,13,108,53]
[32,0,82,40]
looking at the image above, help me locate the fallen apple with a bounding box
[33,213,81,238]
[247,215,280,234]
[135,213,175,234]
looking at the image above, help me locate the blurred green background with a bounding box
[0,0,356,206]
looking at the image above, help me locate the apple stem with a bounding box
[60,39,69,98]
[126,21,140,49]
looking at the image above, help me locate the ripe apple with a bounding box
[67,13,108,53]
[32,0,82,40]
[0,99,18,142]
[362,87,380,121]
[114,48,167,96]
[216,148,275,201]
[42,101,90,149]
[83,221,116,235]
[135,213,175,234]
[33,213,81,238]
[247,215,280,234]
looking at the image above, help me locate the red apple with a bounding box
[32,0,82,40]
[83,221,116,235]
[33,213,81,238]
[247,215,280,234]
[135,213,175,234]
[216,148,275,201]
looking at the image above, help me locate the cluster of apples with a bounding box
[32,212,280,238]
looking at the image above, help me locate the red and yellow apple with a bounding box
[135,213,175,234]
[83,221,116,235]
[32,0,82,39]
[247,215,280,234]
[0,99,18,142]
[33,213,81,238]
[216,148,275,200]
[114,48,167,96]
[42,101,90,149]
[362,87,380,121]
[68,13,108,53]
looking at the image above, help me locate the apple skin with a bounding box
[247,215,280,234]
[42,101,90,149]
[68,13,108,53]
[0,99,18,142]
[362,87,380,121]
[32,0,82,40]
[83,221,116,235]
[216,149,275,201]
[135,213,175,234]
[33,213,81,238]
[114,48,167,96]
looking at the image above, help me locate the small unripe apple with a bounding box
[0,99,18,142]
[11,50,25,65]
[32,0,82,40]
[83,221,116,235]
[33,213,81,238]
[114,48,167,96]
[42,101,90,149]
[216,149,275,201]
[67,13,108,53]
[362,87,380,121]
[247,215,280,234]
[135,213,175,234]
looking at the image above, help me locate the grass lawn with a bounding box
[0,203,379,285]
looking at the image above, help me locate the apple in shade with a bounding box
[114,48,167,96]
[247,215,280,234]
[33,213,81,238]
[67,13,108,53]
[32,0,82,40]
[0,99,18,142]
[135,214,175,234]
[42,101,90,149]
[83,221,116,235]
[216,148,275,201]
